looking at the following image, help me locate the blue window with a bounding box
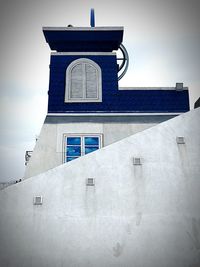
[67,146,81,157]
[64,135,102,163]
[85,137,99,145]
[67,137,81,145]
[84,137,99,155]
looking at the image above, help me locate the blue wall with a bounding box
[48,55,189,113]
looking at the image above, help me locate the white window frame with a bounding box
[63,133,103,163]
[65,58,102,103]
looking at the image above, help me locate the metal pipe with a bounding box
[90,9,95,27]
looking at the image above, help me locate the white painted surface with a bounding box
[43,26,124,31]
[24,117,163,178]
[119,86,188,90]
[51,52,116,56]
[0,108,200,267]
[47,112,182,116]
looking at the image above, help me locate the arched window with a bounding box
[65,58,102,103]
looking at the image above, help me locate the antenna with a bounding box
[90,8,95,27]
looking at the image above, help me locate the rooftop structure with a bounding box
[23,11,190,178]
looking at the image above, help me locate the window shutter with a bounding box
[70,64,83,98]
[85,64,98,98]
[65,58,102,103]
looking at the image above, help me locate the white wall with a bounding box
[1,109,199,267]
[24,115,174,178]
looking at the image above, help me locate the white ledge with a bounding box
[119,87,188,91]
[43,27,123,31]
[47,112,183,117]
[51,52,116,56]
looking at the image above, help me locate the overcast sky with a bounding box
[0,0,200,182]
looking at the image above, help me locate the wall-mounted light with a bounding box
[33,196,43,205]
[86,178,95,186]
[133,157,142,165]
[176,136,185,144]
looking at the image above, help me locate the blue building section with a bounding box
[48,54,189,114]
[44,26,189,114]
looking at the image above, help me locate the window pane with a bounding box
[71,64,83,98]
[86,81,98,98]
[67,146,81,156]
[66,157,79,162]
[71,64,83,81]
[71,81,83,98]
[86,64,98,99]
[67,137,81,145]
[85,137,99,146]
[85,146,99,154]
[86,65,96,75]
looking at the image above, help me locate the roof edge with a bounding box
[47,112,183,117]
[43,26,124,31]
[119,87,188,91]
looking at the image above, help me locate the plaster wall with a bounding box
[0,108,200,267]
[0,182,15,191]
[24,115,173,178]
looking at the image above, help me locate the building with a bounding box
[0,13,200,267]
[24,21,189,178]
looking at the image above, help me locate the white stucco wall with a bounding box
[0,108,200,267]
[24,115,175,178]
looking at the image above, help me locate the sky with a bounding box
[0,0,200,182]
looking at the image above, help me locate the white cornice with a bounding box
[43,27,123,31]
[119,87,188,91]
[47,112,182,117]
[51,52,116,56]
